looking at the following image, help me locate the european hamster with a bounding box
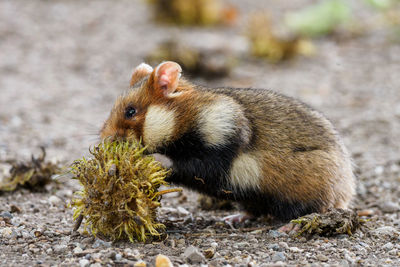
[100,61,355,221]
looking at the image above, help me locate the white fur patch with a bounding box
[229,153,262,190]
[198,98,238,147]
[143,105,176,151]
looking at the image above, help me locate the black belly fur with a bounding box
[160,131,322,221]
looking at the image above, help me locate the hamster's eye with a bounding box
[125,106,136,119]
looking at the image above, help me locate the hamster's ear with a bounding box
[152,61,182,96]
[130,63,153,87]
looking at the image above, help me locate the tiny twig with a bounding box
[73,215,84,231]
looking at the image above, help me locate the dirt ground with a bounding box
[1,0,400,266]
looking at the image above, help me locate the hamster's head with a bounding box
[100,61,193,152]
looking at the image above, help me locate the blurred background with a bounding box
[0,0,399,205]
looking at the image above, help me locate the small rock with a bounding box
[1,227,13,238]
[278,242,289,250]
[79,259,90,267]
[236,242,249,248]
[73,246,83,255]
[134,260,147,267]
[53,244,68,254]
[155,254,173,267]
[383,242,394,251]
[92,238,111,248]
[48,195,62,206]
[90,263,102,267]
[289,247,303,253]
[106,251,116,259]
[272,252,286,262]
[81,237,94,244]
[389,249,398,256]
[316,254,329,262]
[210,242,218,248]
[0,211,13,219]
[115,253,122,261]
[177,207,190,216]
[21,230,32,239]
[183,246,205,264]
[268,243,280,251]
[268,230,286,238]
[380,202,400,213]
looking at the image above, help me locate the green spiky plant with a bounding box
[70,141,180,242]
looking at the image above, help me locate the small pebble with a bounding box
[268,243,280,251]
[380,202,400,213]
[177,207,190,216]
[316,254,329,262]
[279,242,289,250]
[382,242,394,251]
[268,230,286,238]
[155,254,173,267]
[134,260,147,267]
[48,195,62,206]
[115,253,122,261]
[210,242,218,248]
[79,259,90,267]
[0,211,13,219]
[289,247,303,253]
[272,252,286,262]
[73,246,83,255]
[53,244,68,254]
[183,246,205,264]
[92,238,111,248]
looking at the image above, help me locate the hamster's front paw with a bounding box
[151,153,173,169]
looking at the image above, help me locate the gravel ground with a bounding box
[1,0,400,266]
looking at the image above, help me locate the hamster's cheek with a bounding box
[142,105,176,151]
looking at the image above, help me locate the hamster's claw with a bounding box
[222,213,253,229]
[278,222,302,235]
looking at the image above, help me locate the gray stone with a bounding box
[73,246,83,255]
[92,238,111,248]
[183,246,205,264]
[272,252,286,262]
[0,211,13,219]
[380,202,400,213]
[79,259,90,267]
[268,230,286,238]
[115,253,122,261]
[268,243,280,251]
[316,254,329,262]
[48,195,62,205]
[382,242,394,251]
[106,251,116,259]
[278,242,289,250]
[53,244,68,254]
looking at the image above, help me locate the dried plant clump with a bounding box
[247,13,315,63]
[0,147,60,192]
[148,0,237,26]
[146,40,236,79]
[70,141,180,242]
[291,209,363,237]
